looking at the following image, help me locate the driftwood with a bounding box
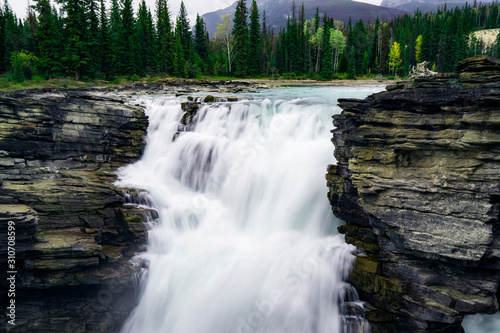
[408,61,438,79]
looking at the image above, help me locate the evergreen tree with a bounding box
[193,14,210,73]
[58,0,90,81]
[156,0,174,74]
[232,0,249,76]
[109,0,122,75]
[493,31,500,58]
[174,29,185,76]
[261,10,270,75]
[34,0,61,78]
[369,16,380,71]
[351,20,368,75]
[347,46,356,78]
[118,0,137,74]
[86,0,100,77]
[248,0,261,75]
[176,1,191,66]
[0,3,5,72]
[136,0,155,75]
[3,0,21,70]
[321,26,333,79]
[314,6,320,33]
[99,0,112,78]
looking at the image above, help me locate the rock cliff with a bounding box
[0,88,153,332]
[327,56,500,332]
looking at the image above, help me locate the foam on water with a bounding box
[117,87,382,333]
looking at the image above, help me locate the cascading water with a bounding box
[117,87,383,333]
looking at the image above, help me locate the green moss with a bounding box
[204,95,215,103]
[355,256,380,274]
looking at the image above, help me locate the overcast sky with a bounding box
[9,0,382,25]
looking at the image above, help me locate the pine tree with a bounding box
[136,0,155,75]
[351,20,368,75]
[176,1,191,66]
[347,46,356,79]
[118,0,137,74]
[109,0,122,76]
[87,0,100,77]
[0,3,5,72]
[59,0,90,81]
[321,26,333,79]
[174,29,185,76]
[491,31,500,57]
[99,0,112,78]
[193,14,210,73]
[3,0,21,70]
[369,16,380,71]
[314,6,320,33]
[34,0,61,79]
[233,0,249,76]
[248,0,261,75]
[156,0,174,74]
[261,10,270,75]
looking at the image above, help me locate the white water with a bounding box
[117,87,383,333]
[463,312,500,332]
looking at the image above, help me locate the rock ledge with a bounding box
[328,56,500,332]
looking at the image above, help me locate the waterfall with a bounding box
[117,87,383,333]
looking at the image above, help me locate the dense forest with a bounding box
[1,0,500,82]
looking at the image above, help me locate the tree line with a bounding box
[1,0,499,82]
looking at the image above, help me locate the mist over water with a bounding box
[117,87,382,333]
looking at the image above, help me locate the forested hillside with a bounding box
[1,0,499,82]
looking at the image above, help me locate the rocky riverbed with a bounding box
[328,56,500,332]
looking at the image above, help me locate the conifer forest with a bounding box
[1,0,500,82]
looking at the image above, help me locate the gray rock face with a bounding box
[0,89,153,332]
[327,56,500,332]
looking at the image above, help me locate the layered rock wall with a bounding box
[0,89,152,332]
[328,56,500,332]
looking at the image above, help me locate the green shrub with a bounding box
[10,51,37,83]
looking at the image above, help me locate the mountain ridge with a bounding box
[202,0,407,36]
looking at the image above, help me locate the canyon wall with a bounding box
[0,89,152,332]
[328,56,500,332]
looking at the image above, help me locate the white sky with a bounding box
[8,0,382,25]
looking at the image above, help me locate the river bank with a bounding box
[0,76,394,93]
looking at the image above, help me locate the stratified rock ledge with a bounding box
[0,89,153,332]
[328,56,500,333]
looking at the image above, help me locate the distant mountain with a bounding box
[202,0,407,37]
[380,0,495,13]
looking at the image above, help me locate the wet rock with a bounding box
[328,56,500,332]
